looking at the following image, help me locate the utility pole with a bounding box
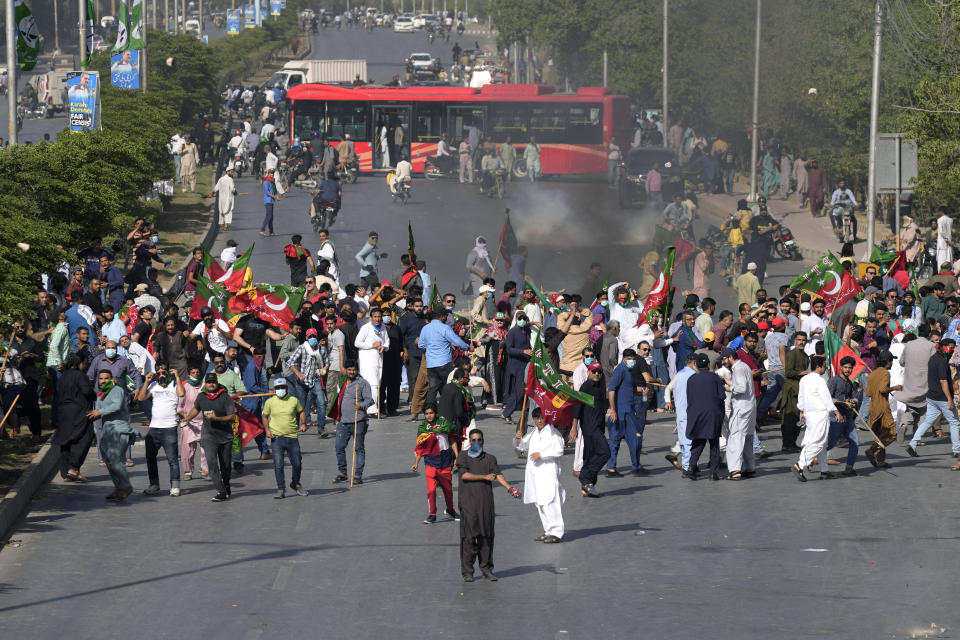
[255,0,260,26]
[865,0,883,256]
[182,0,186,31]
[54,0,61,50]
[142,10,148,91]
[662,0,668,148]
[165,0,169,32]
[748,0,761,201]
[6,0,16,145]
[199,0,203,35]
[602,50,607,88]
[79,0,88,64]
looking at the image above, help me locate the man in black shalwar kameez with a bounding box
[685,353,726,481]
[457,430,521,582]
[571,361,609,496]
[52,351,96,481]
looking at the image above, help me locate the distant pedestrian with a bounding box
[179,134,199,193]
[260,169,279,236]
[213,167,237,231]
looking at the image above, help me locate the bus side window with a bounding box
[567,104,603,145]
[489,103,528,143]
[327,101,370,141]
[414,103,444,142]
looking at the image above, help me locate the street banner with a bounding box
[110,50,139,89]
[281,0,286,7]
[128,0,145,49]
[227,9,240,34]
[113,0,130,51]
[81,0,96,68]
[244,5,257,28]
[14,0,39,71]
[270,0,281,16]
[66,71,99,131]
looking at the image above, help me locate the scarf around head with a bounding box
[474,237,494,271]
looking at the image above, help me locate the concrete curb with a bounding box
[0,443,58,541]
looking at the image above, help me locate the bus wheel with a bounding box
[513,165,527,180]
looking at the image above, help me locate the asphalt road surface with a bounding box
[2,27,958,640]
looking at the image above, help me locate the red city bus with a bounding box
[285,83,632,176]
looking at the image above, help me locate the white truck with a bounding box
[265,59,368,91]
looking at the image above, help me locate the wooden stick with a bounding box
[231,392,275,399]
[350,384,359,488]
[376,354,382,420]
[0,393,20,432]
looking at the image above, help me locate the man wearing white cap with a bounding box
[733,262,760,306]
[262,377,309,499]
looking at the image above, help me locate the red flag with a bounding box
[672,236,694,266]
[229,285,304,330]
[790,253,862,314]
[233,403,264,447]
[499,209,518,271]
[887,250,911,290]
[638,247,675,325]
[824,327,868,379]
[523,332,594,426]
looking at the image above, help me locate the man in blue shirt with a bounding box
[260,168,279,236]
[315,173,342,221]
[398,297,426,405]
[606,348,644,477]
[418,309,468,406]
[668,354,698,475]
[65,298,92,344]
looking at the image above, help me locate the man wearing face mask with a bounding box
[571,357,610,496]
[472,284,496,327]
[182,373,238,501]
[380,310,404,417]
[263,378,309,499]
[501,312,532,424]
[418,309,469,409]
[88,340,141,466]
[135,362,185,497]
[89,369,136,501]
[606,348,647,477]
[287,328,329,436]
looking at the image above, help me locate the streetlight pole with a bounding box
[79,0,88,64]
[6,0,16,145]
[54,0,61,50]
[748,0,761,201]
[865,0,883,256]
[662,0,667,148]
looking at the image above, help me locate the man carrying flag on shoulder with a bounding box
[411,402,459,524]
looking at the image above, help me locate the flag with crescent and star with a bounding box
[229,284,304,330]
[789,252,862,313]
[524,329,594,425]
[204,244,254,292]
[190,275,240,325]
[638,247,675,325]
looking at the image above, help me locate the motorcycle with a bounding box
[391,177,411,205]
[482,168,506,200]
[231,153,245,177]
[428,31,435,44]
[336,160,359,184]
[771,223,802,261]
[312,199,338,232]
[423,156,458,180]
[456,22,464,35]
[830,202,855,243]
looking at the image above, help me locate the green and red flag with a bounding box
[638,247,675,325]
[525,329,594,425]
[228,284,304,330]
[231,403,265,454]
[869,244,897,268]
[672,236,695,267]
[326,373,348,421]
[430,282,443,311]
[885,250,911,290]
[523,280,561,316]
[499,208,518,271]
[407,220,417,266]
[823,326,868,378]
[190,275,240,325]
[789,252,862,313]
[213,243,254,292]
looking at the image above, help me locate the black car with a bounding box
[618,147,684,209]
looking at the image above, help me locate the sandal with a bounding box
[534,535,548,542]
[331,474,349,483]
[951,460,960,471]
[741,470,757,478]
[934,429,946,439]
[543,535,562,543]
[727,471,742,481]
[665,454,682,470]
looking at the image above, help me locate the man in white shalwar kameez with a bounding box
[354,307,390,417]
[213,167,237,230]
[793,356,839,482]
[607,282,642,356]
[517,408,566,542]
[722,348,756,478]
[937,208,953,270]
[665,354,698,473]
[570,352,593,476]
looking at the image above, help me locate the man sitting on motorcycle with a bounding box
[663,193,694,233]
[288,140,314,184]
[433,135,455,173]
[479,148,503,193]
[312,172,342,224]
[390,153,413,195]
[337,134,357,171]
[830,179,858,237]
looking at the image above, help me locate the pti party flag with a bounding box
[430,282,443,311]
[124,374,137,394]
[524,330,594,425]
[638,247,675,325]
[232,403,264,448]
[113,0,130,51]
[201,246,227,281]
[823,326,867,379]
[672,236,695,267]
[885,250,911,291]
[326,374,347,420]
[81,0,96,67]
[229,284,304,330]
[523,280,561,316]
[214,244,254,292]
[128,0,146,50]
[407,220,417,267]
[869,244,897,268]
[190,275,239,324]
[499,209,518,271]
[789,252,862,313]
[14,0,40,71]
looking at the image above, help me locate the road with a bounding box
[1,26,958,640]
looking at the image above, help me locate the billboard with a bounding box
[110,49,139,89]
[244,5,256,28]
[66,70,98,131]
[270,0,281,16]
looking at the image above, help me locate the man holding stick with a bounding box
[330,360,374,485]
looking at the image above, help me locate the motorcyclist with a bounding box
[452,42,462,63]
[312,172,342,224]
[830,179,858,238]
[433,135,455,172]
[288,139,313,184]
[479,148,503,193]
[390,153,413,195]
[663,193,694,235]
[337,134,357,171]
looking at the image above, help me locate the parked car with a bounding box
[619,147,684,209]
[394,15,415,32]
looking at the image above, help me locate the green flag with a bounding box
[80,0,96,67]
[125,375,137,393]
[113,0,131,51]
[523,280,560,316]
[430,282,443,311]
[868,245,897,268]
[14,0,40,72]
[499,209,518,270]
[129,0,146,49]
[525,329,594,425]
[407,220,416,266]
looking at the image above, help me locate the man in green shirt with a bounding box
[45,311,70,429]
[211,352,246,396]
[263,377,308,499]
